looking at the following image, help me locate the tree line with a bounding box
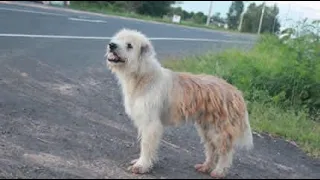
[80,1,281,34]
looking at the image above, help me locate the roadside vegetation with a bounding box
[164,19,320,157]
[68,1,280,34]
[69,1,222,31]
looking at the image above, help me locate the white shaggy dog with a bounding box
[105,29,253,178]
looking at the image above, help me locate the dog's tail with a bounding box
[235,110,254,151]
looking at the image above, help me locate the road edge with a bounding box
[0,1,257,37]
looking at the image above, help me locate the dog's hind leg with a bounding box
[210,149,234,178]
[210,131,234,178]
[194,122,219,173]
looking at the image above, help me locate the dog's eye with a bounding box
[127,43,133,49]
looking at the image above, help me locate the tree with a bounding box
[227,1,244,30]
[241,3,281,34]
[215,12,221,19]
[169,6,183,18]
[211,12,225,24]
[135,1,176,17]
[270,4,281,34]
[76,1,177,17]
[192,12,207,24]
[182,10,192,20]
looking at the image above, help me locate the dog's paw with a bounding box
[210,170,226,179]
[127,160,152,174]
[194,163,211,173]
[129,158,139,165]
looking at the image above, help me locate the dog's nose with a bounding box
[109,42,117,51]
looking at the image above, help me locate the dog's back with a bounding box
[167,71,253,150]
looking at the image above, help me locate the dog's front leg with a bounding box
[130,119,163,174]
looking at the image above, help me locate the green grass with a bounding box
[67,1,244,34]
[248,102,320,157]
[163,35,320,158]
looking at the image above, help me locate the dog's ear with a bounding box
[140,42,153,59]
[140,43,149,57]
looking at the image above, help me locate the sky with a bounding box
[172,1,320,29]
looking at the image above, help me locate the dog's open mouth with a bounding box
[107,52,125,63]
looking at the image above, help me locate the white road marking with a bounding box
[68,17,107,23]
[0,7,107,24]
[150,37,252,44]
[0,33,253,44]
[0,7,64,17]
[0,33,110,40]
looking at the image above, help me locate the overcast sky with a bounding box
[173,1,320,29]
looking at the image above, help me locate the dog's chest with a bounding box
[120,81,152,116]
[121,87,146,119]
[123,95,150,126]
[119,73,170,124]
[122,87,164,122]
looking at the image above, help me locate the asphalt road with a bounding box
[0,2,319,179]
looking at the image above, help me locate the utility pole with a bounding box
[257,2,265,34]
[238,2,246,32]
[206,1,213,26]
[238,11,245,32]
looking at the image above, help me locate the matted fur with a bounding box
[105,28,253,178]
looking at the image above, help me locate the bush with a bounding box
[166,20,320,121]
[163,20,320,156]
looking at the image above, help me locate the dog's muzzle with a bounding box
[107,52,122,63]
[106,43,125,63]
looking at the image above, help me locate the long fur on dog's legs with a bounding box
[130,120,164,174]
[210,149,234,178]
[194,123,218,173]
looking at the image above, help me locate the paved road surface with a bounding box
[0,2,319,179]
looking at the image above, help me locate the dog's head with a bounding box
[105,29,155,72]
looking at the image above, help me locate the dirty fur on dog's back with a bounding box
[166,72,253,151]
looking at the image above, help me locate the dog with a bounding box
[105,28,253,178]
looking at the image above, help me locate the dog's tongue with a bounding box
[107,52,117,60]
